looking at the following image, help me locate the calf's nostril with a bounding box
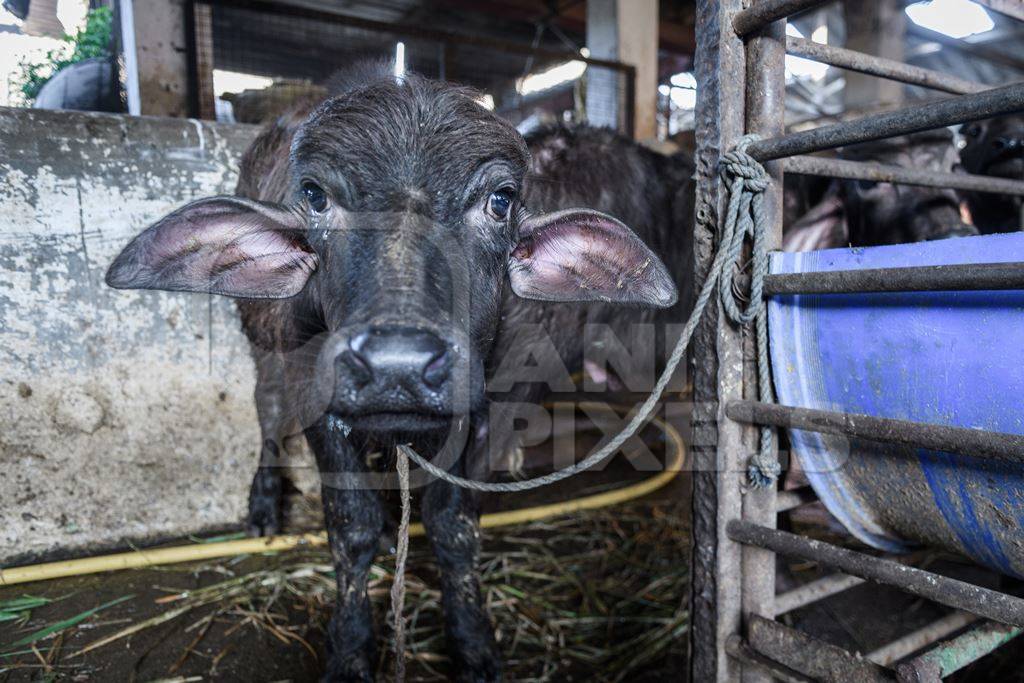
[422,350,451,388]
[993,137,1022,152]
[339,349,373,388]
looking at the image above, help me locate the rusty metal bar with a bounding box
[762,262,1024,295]
[741,16,786,683]
[727,401,1024,463]
[786,37,986,95]
[747,82,1024,161]
[896,620,1024,682]
[867,612,979,666]
[690,0,749,680]
[773,573,865,616]
[784,155,1024,196]
[726,636,817,683]
[727,522,1024,627]
[732,0,831,36]
[746,614,895,682]
[775,486,816,512]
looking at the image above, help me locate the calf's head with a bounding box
[106,71,676,435]
[840,131,976,246]
[959,115,1024,233]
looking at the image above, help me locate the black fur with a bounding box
[959,115,1024,234]
[244,110,690,678]
[784,129,977,251]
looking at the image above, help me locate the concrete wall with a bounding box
[0,108,279,563]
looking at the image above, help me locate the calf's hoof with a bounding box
[321,653,375,683]
[246,501,280,537]
[246,472,282,537]
[455,658,502,683]
[453,642,502,683]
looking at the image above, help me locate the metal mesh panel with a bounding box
[193,1,634,135]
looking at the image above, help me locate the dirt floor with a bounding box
[0,406,691,682]
[2,400,1022,682]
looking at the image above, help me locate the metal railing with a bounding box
[691,2,1024,682]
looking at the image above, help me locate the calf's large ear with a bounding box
[106,196,317,299]
[509,209,677,308]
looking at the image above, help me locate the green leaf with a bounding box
[0,596,52,611]
[14,6,113,104]
[2,594,134,652]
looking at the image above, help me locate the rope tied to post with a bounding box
[718,135,780,488]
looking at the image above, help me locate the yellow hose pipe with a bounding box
[1,411,684,587]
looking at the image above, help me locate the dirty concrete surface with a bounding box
[0,108,330,563]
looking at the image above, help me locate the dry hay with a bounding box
[1,502,690,681]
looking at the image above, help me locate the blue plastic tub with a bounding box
[768,233,1024,578]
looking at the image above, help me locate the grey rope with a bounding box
[718,137,780,488]
[399,134,779,491]
[391,447,411,682]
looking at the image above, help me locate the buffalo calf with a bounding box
[107,64,678,681]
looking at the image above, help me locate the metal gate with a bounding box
[690,1,1024,681]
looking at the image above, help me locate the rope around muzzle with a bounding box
[397,134,780,492]
[389,136,778,678]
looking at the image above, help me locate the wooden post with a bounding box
[190,2,217,121]
[586,0,659,139]
[131,0,191,117]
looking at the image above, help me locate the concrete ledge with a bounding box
[0,108,309,563]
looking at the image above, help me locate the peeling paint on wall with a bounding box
[0,108,312,562]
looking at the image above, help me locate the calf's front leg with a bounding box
[247,351,289,536]
[307,416,384,682]
[422,462,501,682]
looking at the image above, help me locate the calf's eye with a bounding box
[303,182,329,213]
[487,189,514,220]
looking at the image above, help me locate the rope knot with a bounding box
[718,134,780,489]
[720,136,770,193]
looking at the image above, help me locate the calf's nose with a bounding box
[343,327,451,391]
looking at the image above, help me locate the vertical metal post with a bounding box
[690,0,748,680]
[741,16,785,680]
